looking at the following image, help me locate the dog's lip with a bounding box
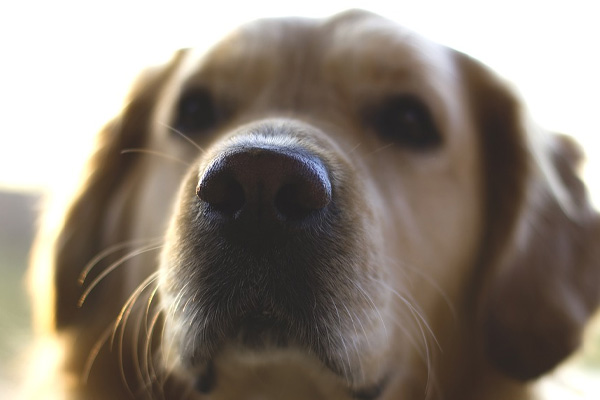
[193,368,389,400]
[350,375,389,400]
[181,299,391,397]
[194,360,216,394]
[191,351,390,400]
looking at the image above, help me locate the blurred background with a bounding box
[0,0,598,398]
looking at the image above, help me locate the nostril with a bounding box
[275,178,331,221]
[197,176,245,216]
[275,184,310,221]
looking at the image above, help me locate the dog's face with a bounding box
[31,10,600,400]
[154,13,483,396]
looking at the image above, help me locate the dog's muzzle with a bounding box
[160,120,388,395]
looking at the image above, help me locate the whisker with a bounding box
[407,301,433,393]
[145,285,162,341]
[81,324,134,400]
[384,308,441,399]
[112,271,161,348]
[82,271,162,397]
[342,302,366,384]
[375,278,440,352]
[78,243,164,307]
[350,280,389,342]
[127,303,148,398]
[144,306,164,397]
[136,300,160,399]
[319,320,337,377]
[142,285,163,395]
[81,325,111,384]
[161,285,186,370]
[381,254,457,324]
[79,238,163,285]
[328,294,351,381]
[347,142,362,156]
[371,276,443,397]
[159,122,205,153]
[360,278,430,367]
[113,272,161,398]
[365,142,394,157]
[160,300,177,390]
[121,148,191,167]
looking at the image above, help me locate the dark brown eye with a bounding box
[175,88,218,133]
[369,95,442,150]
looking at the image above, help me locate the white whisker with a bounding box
[159,122,205,153]
[370,275,444,397]
[350,280,389,342]
[365,142,394,157]
[81,325,116,385]
[382,254,457,324]
[113,272,161,397]
[112,272,161,348]
[78,243,164,308]
[342,302,366,384]
[374,278,440,352]
[121,148,191,167]
[347,142,362,156]
[79,238,163,285]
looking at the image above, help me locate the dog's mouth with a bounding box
[194,365,389,400]
[167,277,366,376]
[189,341,390,400]
[159,295,390,399]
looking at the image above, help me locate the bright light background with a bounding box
[0,0,599,205]
[0,1,598,397]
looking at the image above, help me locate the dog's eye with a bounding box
[370,95,442,149]
[175,88,218,133]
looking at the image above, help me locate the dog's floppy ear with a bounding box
[30,50,187,332]
[461,53,600,381]
[484,134,600,380]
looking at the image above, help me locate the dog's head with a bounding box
[32,10,600,399]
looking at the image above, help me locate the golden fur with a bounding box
[26,10,599,400]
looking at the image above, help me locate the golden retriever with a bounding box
[26,9,600,400]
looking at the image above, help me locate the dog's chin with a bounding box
[159,304,388,398]
[175,339,388,400]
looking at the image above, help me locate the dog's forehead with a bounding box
[179,11,456,91]
[177,17,314,80]
[322,11,451,71]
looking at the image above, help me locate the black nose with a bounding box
[196,146,331,223]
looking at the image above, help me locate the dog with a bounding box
[26,9,600,400]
